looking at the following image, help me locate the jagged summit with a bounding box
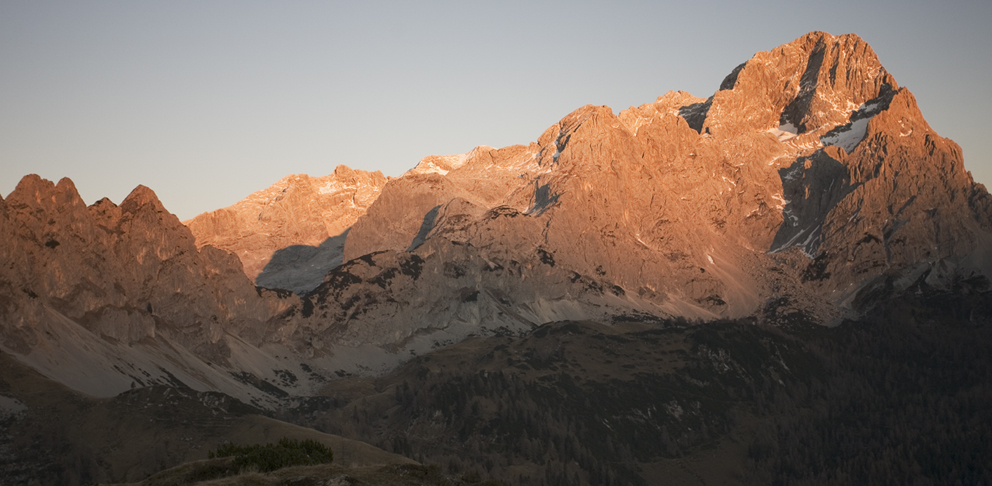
[184,30,990,332]
[2,32,989,410]
[119,183,173,218]
[1,31,990,486]
[0,174,297,405]
[7,174,86,210]
[314,30,990,335]
[705,31,895,137]
[407,145,496,176]
[184,164,389,286]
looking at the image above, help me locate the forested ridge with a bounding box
[290,285,992,485]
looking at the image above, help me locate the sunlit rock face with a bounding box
[0,175,311,406]
[3,32,989,403]
[184,165,389,291]
[304,30,991,345]
[0,176,284,346]
[185,31,991,365]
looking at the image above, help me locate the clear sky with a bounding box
[2,1,990,221]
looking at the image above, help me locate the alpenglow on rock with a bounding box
[233,31,988,367]
[185,165,388,294]
[2,32,989,405]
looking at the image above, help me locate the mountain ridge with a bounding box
[3,30,992,485]
[2,30,990,404]
[183,164,389,293]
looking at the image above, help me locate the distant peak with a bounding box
[55,177,80,198]
[798,30,837,43]
[90,197,117,209]
[333,164,356,177]
[654,90,707,108]
[121,184,166,214]
[7,174,85,208]
[407,146,493,176]
[10,174,53,197]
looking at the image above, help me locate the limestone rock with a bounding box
[286,29,992,357]
[6,30,991,392]
[184,165,388,287]
[0,175,287,351]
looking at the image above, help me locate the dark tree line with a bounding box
[302,286,992,485]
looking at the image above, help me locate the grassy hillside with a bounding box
[0,353,412,485]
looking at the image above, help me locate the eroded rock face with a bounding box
[184,165,388,288]
[0,176,291,351]
[289,30,991,354]
[7,31,988,392]
[0,176,320,406]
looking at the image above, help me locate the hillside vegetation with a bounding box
[286,287,992,485]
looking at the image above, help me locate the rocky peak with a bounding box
[7,174,83,210]
[119,184,170,216]
[54,177,84,204]
[5,175,92,240]
[1,175,282,349]
[407,146,495,176]
[330,31,991,327]
[702,31,896,141]
[184,165,389,285]
[2,31,991,407]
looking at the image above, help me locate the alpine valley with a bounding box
[2,32,991,485]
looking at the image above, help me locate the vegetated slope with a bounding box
[0,351,412,486]
[184,165,389,294]
[286,283,992,486]
[119,461,500,486]
[293,319,818,485]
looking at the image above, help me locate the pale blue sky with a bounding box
[2,1,990,220]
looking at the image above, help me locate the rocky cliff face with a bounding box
[0,176,281,345]
[0,176,312,407]
[185,165,388,293]
[3,31,990,400]
[282,31,991,360]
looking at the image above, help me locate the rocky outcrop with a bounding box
[0,175,298,347]
[342,144,541,261]
[286,203,658,363]
[184,165,388,290]
[0,176,310,406]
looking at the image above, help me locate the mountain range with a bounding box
[2,31,991,485]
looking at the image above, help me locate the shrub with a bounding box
[208,438,333,472]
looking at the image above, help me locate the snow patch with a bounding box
[419,162,450,176]
[771,193,786,209]
[821,117,871,153]
[820,97,890,153]
[783,206,799,225]
[410,150,474,176]
[0,395,26,419]
[782,165,803,182]
[634,234,651,249]
[767,123,797,142]
[319,181,347,194]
